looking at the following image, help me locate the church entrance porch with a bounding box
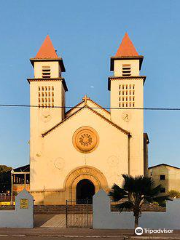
[76,179,95,204]
[31,166,108,205]
[65,167,107,227]
[65,166,109,203]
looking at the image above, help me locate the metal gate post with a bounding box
[86,199,88,227]
[66,200,68,228]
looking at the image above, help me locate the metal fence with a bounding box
[66,199,92,228]
[0,195,15,202]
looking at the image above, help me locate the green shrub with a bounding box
[168,190,180,198]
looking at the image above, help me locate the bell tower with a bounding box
[28,35,68,132]
[28,36,68,192]
[108,33,146,176]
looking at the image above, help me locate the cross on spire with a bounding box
[82,95,90,104]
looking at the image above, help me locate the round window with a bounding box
[72,126,99,153]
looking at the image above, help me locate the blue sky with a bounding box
[0,0,179,168]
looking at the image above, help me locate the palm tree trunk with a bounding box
[134,215,139,229]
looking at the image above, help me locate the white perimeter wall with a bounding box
[93,190,180,229]
[0,189,34,228]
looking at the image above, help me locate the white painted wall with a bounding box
[0,189,34,228]
[114,59,140,77]
[110,79,144,176]
[93,190,180,230]
[31,107,129,192]
[34,61,60,78]
[110,57,144,177]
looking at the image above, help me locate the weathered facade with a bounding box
[148,164,180,194]
[28,33,149,205]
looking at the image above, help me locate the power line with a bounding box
[0,104,180,111]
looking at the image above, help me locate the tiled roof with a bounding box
[35,35,59,59]
[115,33,139,57]
[148,164,180,170]
[14,164,30,172]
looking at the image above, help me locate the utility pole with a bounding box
[10,169,14,205]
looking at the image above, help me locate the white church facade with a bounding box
[28,33,149,205]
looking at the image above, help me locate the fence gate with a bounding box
[66,199,92,228]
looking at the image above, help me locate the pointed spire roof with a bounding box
[110,33,143,71]
[30,35,65,72]
[115,33,139,57]
[35,35,58,59]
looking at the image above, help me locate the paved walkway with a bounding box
[0,228,180,239]
[35,214,92,228]
[0,214,179,239]
[37,214,66,228]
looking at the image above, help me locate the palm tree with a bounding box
[109,174,172,229]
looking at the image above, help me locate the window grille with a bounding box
[38,86,54,108]
[118,84,135,108]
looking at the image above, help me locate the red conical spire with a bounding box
[35,35,58,59]
[115,33,139,57]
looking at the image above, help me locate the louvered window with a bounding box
[42,66,51,78]
[122,64,131,76]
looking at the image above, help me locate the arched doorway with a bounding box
[76,179,95,204]
[64,166,109,203]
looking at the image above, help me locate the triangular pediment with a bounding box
[66,97,110,119]
[42,105,130,137]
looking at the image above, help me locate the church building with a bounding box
[28,33,149,205]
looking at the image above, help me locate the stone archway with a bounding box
[64,166,108,201]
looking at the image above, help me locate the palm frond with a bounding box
[109,184,128,201]
[122,174,154,195]
[115,201,134,212]
[144,196,154,203]
[153,195,172,202]
[139,177,154,195]
[152,195,172,207]
[122,174,136,192]
[148,184,162,197]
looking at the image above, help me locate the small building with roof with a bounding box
[148,164,180,194]
[12,164,30,194]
